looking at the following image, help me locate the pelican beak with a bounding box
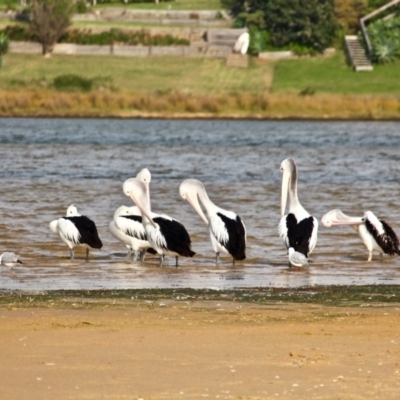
[184,192,209,226]
[129,192,157,229]
[321,210,363,227]
[280,172,290,217]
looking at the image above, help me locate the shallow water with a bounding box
[1,118,400,290]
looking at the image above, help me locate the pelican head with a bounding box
[113,205,138,219]
[66,204,79,216]
[280,158,298,217]
[123,177,156,228]
[179,179,209,225]
[321,209,363,227]
[136,168,151,209]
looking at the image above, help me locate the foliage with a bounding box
[365,15,400,63]
[0,31,9,55]
[52,74,113,92]
[61,28,190,46]
[334,0,367,34]
[225,0,337,53]
[0,31,9,69]
[75,0,88,14]
[53,74,93,92]
[30,0,75,55]
[247,27,268,55]
[233,10,266,29]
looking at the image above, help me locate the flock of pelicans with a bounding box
[1,157,400,269]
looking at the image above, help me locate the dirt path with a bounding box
[1,300,399,400]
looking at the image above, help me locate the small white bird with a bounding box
[0,252,22,267]
[109,205,155,261]
[49,205,103,260]
[288,247,309,268]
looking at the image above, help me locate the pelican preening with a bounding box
[49,205,103,260]
[179,179,246,265]
[123,177,195,267]
[0,252,22,267]
[278,158,318,258]
[109,205,155,261]
[321,209,400,262]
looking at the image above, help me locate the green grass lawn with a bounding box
[0,53,271,95]
[1,52,400,97]
[271,53,400,95]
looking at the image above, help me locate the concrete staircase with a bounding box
[345,35,373,71]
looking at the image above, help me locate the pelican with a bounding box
[179,179,246,265]
[288,247,309,268]
[49,205,103,260]
[123,177,195,267]
[0,252,22,267]
[109,205,155,261]
[278,158,318,257]
[321,209,400,261]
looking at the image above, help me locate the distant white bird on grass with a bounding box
[0,252,22,267]
[233,32,250,55]
[49,205,103,260]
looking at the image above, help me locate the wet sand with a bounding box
[1,292,400,400]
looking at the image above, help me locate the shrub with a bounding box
[53,74,93,92]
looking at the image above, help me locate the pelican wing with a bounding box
[65,216,103,249]
[280,214,316,256]
[212,213,246,261]
[116,215,147,240]
[152,217,195,257]
[366,218,400,256]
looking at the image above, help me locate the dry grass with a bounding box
[0,90,399,119]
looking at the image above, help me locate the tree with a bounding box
[30,0,75,56]
[224,0,337,53]
[0,32,9,70]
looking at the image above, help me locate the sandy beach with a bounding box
[1,292,399,400]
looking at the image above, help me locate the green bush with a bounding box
[53,74,93,92]
[60,28,190,46]
[365,15,400,64]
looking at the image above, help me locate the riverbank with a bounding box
[1,287,399,400]
[1,90,399,120]
[1,53,399,120]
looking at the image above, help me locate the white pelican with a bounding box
[233,32,250,55]
[0,252,22,267]
[49,205,103,260]
[321,209,400,261]
[288,247,309,268]
[179,179,246,265]
[123,177,195,267]
[278,158,318,258]
[109,205,155,261]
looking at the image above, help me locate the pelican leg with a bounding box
[86,248,90,261]
[140,250,146,262]
[126,249,132,260]
[368,252,372,262]
[232,258,235,266]
[175,256,179,268]
[215,252,220,265]
[69,248,74,260]
[159,254,165,267]
[133,250,139,262]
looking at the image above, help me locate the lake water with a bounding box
[1,118,400,291]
